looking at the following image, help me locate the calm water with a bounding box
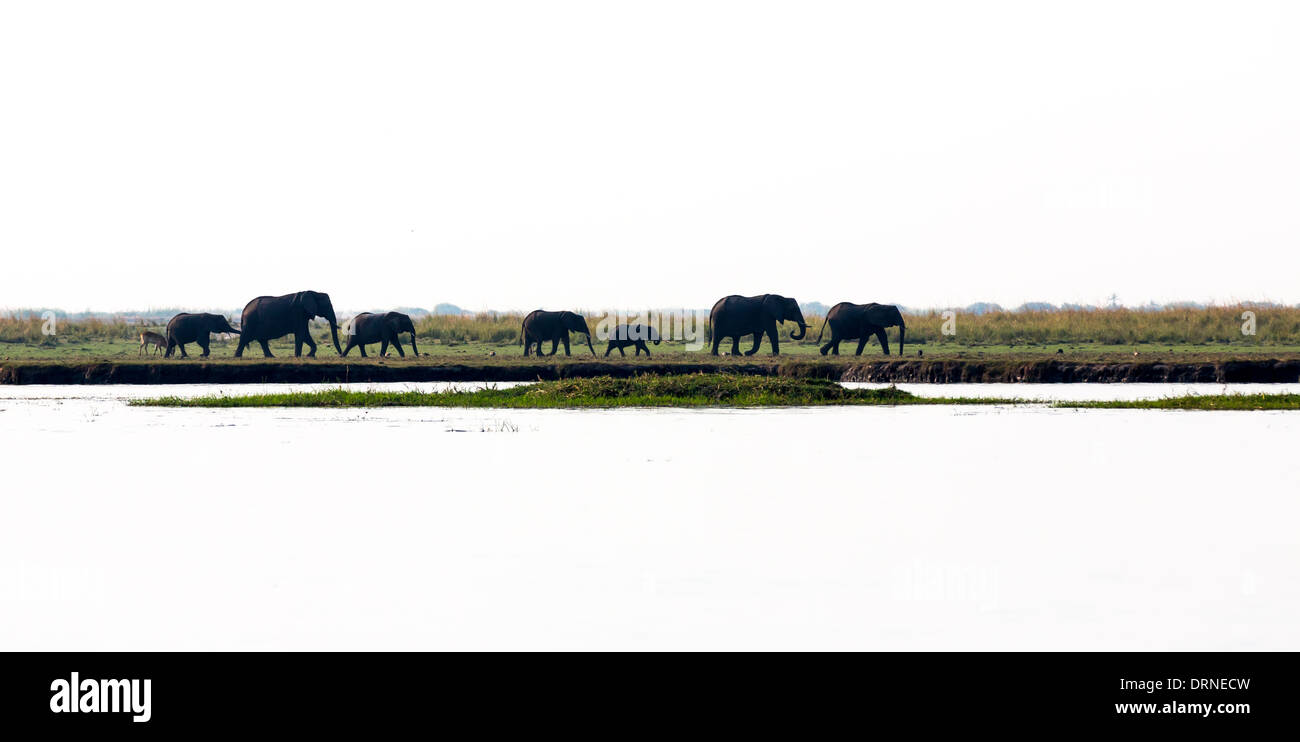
[1,383,1298,650]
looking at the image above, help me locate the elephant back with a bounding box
[165,313,189,333]
[349,312,380,339]
[239,296,276,329]
[521,309,553,333]
[709,295,743,318]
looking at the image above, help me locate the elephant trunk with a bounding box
[328,319,342,355]
[898,321,905,357]
[586,333,595,356]
[790,323,808,340]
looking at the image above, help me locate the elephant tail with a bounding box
[815,317,828,343]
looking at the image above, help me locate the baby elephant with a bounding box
[165,313,240,358]
[605,323,662,357]
[343,311,419,358]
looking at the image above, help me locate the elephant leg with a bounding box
[303,330,318,357]
[393,338,405,358]
[199,339,210,357]
[854,338,867,355]
[523,336,531,356]
[164,341,174,358]
[768,328,780,356]
[731,336,741,355]
[360,344,368,358]
[819,340,831,355]
[546,338,556,356]
[618,345,626,356]
[562,336,571,356]
[744,332,761,356]
[234,337,246,357]
[604,343,613,357]
[178,343,188,358]
[711,336,721,355]
[875,328,890,355]
[258,340,273,358]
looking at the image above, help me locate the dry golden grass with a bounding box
[3,304,1293,349]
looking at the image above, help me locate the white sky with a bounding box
[1,1,1297,312]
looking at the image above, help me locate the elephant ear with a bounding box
[762,295,785,323]
[296,292,320,318]
[384,312,403,333]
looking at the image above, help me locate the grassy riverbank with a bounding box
[132,375,1022,409]
[5,339,1300,365]
[5,304,1300,362]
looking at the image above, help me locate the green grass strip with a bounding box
[1053,393,1300,410]
[131,375,1022,409]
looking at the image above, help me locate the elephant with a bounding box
[164,313,240,358]
[605,323,661,357]
[816,302,906,356]
[234,290,342,358]
[708,294,808,356]
[521,310,595,356]
[342,311,420,358]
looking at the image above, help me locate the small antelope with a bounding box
[138,331,167,356]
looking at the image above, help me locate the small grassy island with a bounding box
[130,376,1300,410]
[1054,393,1300,411]
[133,375,1019,409]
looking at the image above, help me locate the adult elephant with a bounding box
[816,302,905,356]
[234,290,342,358]
[342,311,420,358]
[164,313,240,358]
[521,310,594,356]
[708,294,808,356]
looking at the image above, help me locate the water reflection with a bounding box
[1,382,1297,650]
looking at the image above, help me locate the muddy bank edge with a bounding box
[4,359,1300,384]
